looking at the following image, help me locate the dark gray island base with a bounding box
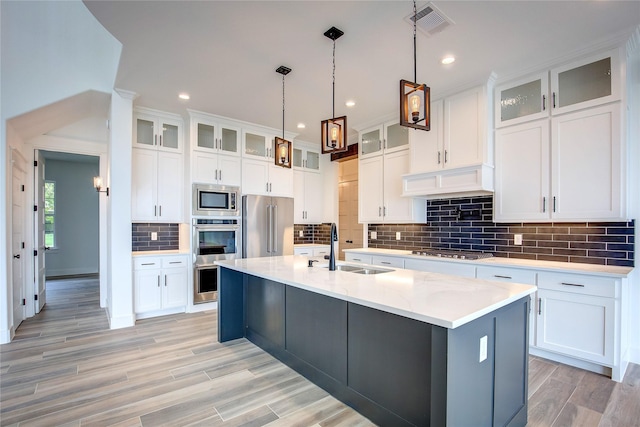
[218,267,529,427]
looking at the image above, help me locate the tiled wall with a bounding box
[132,223,180,251]
[294,224,332,245]
[367,196,635,267]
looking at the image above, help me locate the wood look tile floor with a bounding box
[1,277,639,427]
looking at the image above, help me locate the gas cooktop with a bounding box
[410,249,494,260]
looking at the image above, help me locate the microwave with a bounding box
[192,184,239,216]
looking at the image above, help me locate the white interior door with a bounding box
[11,152,27,329]
[34,150,46,313]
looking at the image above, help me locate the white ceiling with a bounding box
[83,0,640,145]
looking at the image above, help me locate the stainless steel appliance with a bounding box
[242,195,294,258]
[410,249,493,260]
[192,183,239,216]
[193,218,240,304]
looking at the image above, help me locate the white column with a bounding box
[107,89,136,329]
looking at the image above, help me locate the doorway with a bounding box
[33,150,101,315]
[338,158,362,260]
[11,149,28,331]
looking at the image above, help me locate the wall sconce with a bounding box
[93,176,109,196]
[275,137,292,168]
[400,0,430,131]
[321,26,348,154]
[275,65,293,168]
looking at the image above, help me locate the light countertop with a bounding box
[343,248,633,278]
[294,243,330,248]
[132,250,190,256]
[216,255,536,329]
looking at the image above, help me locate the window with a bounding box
[44,181,55,248]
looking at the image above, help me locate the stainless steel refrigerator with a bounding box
[242,195,294,258]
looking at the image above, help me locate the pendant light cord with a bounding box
[332,39,336,118]
[413,0,417,83]
[282,74,285,139]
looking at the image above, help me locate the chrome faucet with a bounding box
[329,223,338,271]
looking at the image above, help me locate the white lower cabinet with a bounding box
[371,255,404,269]
[476,266,537,346]
[133,255,189,317]
[536,272,617,366]
[345,253,373,265]
[294,245,330,257]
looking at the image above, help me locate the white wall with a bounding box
[626,28,640,365]
[1,0,121,343]
[44,158,100,277]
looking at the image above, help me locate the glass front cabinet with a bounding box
[495,49,620,128]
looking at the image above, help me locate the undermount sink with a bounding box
[323,264,394,275]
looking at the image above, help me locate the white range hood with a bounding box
[402,163,494,199]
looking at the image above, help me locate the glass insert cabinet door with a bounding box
[360,127,382,157]
[385,123,409,151]
[160,121,179,150]
[293,148,320,170]
[196,123,239,154]
[136,118,155,147]
[495,72,548,128]
[244,132,268,158]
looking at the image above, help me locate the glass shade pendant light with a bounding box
[400,0,430,131]
[321,26,348,154]
[275,65,292,168]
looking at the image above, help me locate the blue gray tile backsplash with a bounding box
[294,224,332,245]
[132,223,179,251]
[368,196,635,267]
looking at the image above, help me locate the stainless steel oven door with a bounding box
[194,264,218,304]
[193,224,239,265]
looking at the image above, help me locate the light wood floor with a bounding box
[1,277,639,427]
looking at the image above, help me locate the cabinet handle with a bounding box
[269,183,272,192]
[542,197,546,213]
[353,258,361,262]
[552,92,557,109]
[159,205,162,216]
[159,135,163,146]
[380,261,391,265]
[157,275,160,287]
[141,262,155,266]
[379,140,382,150]
[219,170,222,181]
[542,94,546,111]
[378,207,382,217]
[164,275,167,286]
[444,150,448,163]
[383,206,387,216]
[169,261,181,264]
[154,205,157,216]
[493,275,512,279]
[538,298,542,315]
[553,196,557,212]
[154,134,157,146]
[266,182,269,192]
[438,151,441,164]
[560,282,585,288]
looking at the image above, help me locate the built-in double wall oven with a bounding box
[193,218,239,304]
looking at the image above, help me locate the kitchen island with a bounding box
[216,255,536,427]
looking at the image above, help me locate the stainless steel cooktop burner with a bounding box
[410,249,494,260]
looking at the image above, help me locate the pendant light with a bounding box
[275,65,292,168]
[321,26,348,154]
[400,0,430,131]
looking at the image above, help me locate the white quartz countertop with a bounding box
[216,255,536,329]
[132,250,190,256]
[344,248,633,278]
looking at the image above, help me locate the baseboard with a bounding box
[188,301,217,313]
[0,327,14,344]
[46,268,98,277]
[530,347,613,378]
[46,273,99,280]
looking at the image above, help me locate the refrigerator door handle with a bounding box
[266,204,272,253]
[272,204,278,253]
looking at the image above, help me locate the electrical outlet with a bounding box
[151,232,158,241]
[371,231,377,240]
[299,230,303,238]
[479,335,488,362]
[514,234,523,245]
[396,231,401,240]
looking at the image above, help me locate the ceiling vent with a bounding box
[405,2,454,37]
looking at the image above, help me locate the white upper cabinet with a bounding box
[132,149,183,223]
[134,108,183,153]
[360,121,410,160]
[409,85,490,174]
[495,49,621,128]
[495,72,549,128]
[550,49,621,115]
[189,112,241,186]
[242,129,274,160]
[293,147,320,171]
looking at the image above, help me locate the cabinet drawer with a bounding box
[162,255,189,269]
[476,266,536,285]
[134,257,162,270]
[294,248,312,256]
[537,272,618,298]
[345,253,372,264]
[371,255,404,268]
[313,247,331,257]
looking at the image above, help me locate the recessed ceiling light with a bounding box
[441,56,455,65]
[345,100,356,107]
[178,93,190,100]
[297,123,306,129]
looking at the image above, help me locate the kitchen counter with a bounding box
[344,248,633,277]
[132,250,190,256]
[216,255,535,329]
